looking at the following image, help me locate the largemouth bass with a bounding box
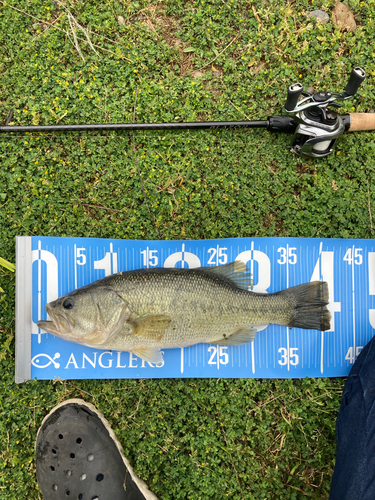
[37,261,330,364]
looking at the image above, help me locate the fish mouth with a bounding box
[37,320,60,335]
[37,310,75,336]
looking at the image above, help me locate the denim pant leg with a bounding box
[330,336,375,500]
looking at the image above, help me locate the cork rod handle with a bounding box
[348,113,375,132]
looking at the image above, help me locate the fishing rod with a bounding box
[1,66,374,158]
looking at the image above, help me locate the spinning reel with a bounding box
[284,67,366,158]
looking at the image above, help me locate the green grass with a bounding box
[1,0,375,498]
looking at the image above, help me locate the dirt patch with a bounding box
[178,52,193,76]
[136,5,197,76]
[137,4,181,45]
[332,2,357,31]
[191,70,205,79]
[250,60,266,75]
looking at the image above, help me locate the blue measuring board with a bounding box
[15,236,375,381]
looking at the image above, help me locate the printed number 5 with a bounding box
[76,248,86,266]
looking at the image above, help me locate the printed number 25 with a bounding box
[208,346,229,365]
[207,247,228,265]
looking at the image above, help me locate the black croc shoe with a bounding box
[35,398,158,500]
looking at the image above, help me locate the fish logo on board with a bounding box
[31,352,61,369]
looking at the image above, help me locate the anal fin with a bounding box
[131,347,163,364]
[209,325,260,346]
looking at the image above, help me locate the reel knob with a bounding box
[345,67,366,96]
[285,83,303,112]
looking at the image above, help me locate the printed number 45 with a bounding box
[345,346,363,364]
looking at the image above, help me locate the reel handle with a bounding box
[285,83,303,112]
[345,67,366,96]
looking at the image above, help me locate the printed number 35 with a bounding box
[278,347,299,366]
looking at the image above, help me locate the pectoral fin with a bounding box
[209,325,260,345]
[131,347,164,365]
[130,314,171,341]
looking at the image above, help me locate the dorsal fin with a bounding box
[199,261,252,290]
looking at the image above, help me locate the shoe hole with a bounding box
[52,449,57,454]
[87,454,94,462]
[96,474,104,482]
[78,495,83,500]
[66,490,70,496]
[50,466,55,471]
[66,470,72,477]
[59,434,64,439]
[76,437,82,444]
[52,484,58,491]
[80,474,87,481]
[70,453,75,459]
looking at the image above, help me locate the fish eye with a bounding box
[62,298,74,310]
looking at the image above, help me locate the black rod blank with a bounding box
[0,120,269,133]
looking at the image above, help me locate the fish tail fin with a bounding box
[280,281,331,331]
